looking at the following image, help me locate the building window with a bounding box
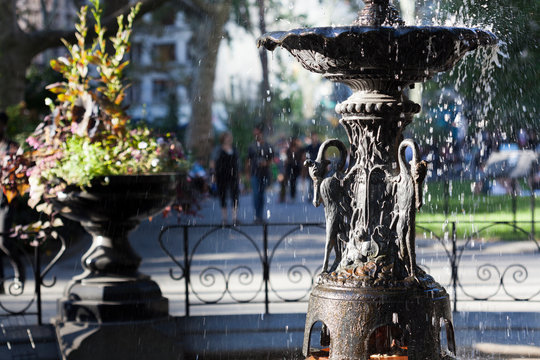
[131,42,143,63]
[128,81,142,105]
[152,43,176,64]
[152,79,174,103]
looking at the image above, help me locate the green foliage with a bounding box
[231,0,252,31]
[225,98,258,161]
[5,103,41,145]
[151,93,181,133]
[47,0,141,129]
[47,129,187,188]
[414,0,540,138]
[418,180,539,240]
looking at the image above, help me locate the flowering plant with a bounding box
[0,0,193,235]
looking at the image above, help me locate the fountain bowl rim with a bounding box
[257,25,498,50]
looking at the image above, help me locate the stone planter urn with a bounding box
[52,173,178,323]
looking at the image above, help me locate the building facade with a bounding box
[19,0,193,130]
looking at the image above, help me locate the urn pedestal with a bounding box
[53,174,182,360]
[53,174,177,322]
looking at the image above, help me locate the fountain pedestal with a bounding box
[258,1,497,359]
[304,282,455,360]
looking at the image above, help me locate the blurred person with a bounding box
[518,128,529,149]
[247,124,274,224]
[210,132,240,224]
[285,137,303,201]
[0,112,24,293]
[277,140,287,203]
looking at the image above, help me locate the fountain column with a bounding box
[331,79,420,275]
[302,72,455,360]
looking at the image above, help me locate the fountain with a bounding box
[258,1,497,359]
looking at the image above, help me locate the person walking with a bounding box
[285,137,303,201]
[210,132,240,224]
[247,124,274,224]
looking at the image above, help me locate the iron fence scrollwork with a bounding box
[0,231,66,325]
[159,221,539,316]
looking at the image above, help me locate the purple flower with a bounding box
[26,136,40,149]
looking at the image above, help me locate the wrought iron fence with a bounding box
[0,220,537,323]
[0,232,66,325]
[416,220,540,311]
[158,220,539,315]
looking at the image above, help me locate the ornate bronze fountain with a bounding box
[258,1,497,359]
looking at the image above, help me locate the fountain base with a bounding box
[303,279,456,360]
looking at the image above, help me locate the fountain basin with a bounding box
[258,26,497,83]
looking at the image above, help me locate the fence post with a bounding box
[34,240,42,326]
[530,172,536,242]
[183,226,190,317]
[263,223,269,315]
[512,179,517,233]
[443,179,450,219]
[451,222,457,313]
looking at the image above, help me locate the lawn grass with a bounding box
[416,180,539,241]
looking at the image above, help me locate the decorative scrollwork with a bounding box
[0,231,65,319]
[7,279,24,296]
[228,266,262,303]
[199,266,225,288]
[158,221,540,313]
[454,221,539,303]
[40,233,66,288]
[188,226,264,305]
[0,235,34,315]
[478,264,500,283]
[191,267,227,304]
[504,264,527,284]
[158,225,186,281]
[268,225,325,302]
[501,264,540,301]
[231,266,254,286]
[458,263,503,301]
[287,265,312,284]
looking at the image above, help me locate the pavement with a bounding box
[0,179,539,358]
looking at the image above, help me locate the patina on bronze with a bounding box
[258,1,497,359]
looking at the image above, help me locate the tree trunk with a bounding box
[0,0,30,110]
[186,2,231,163]
[257,0,272,133]
[0,48,32,110]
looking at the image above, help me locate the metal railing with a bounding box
[158,220,539,315]
[0,219,537,323]
[0,232,66,325]
[416,220,540,311]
